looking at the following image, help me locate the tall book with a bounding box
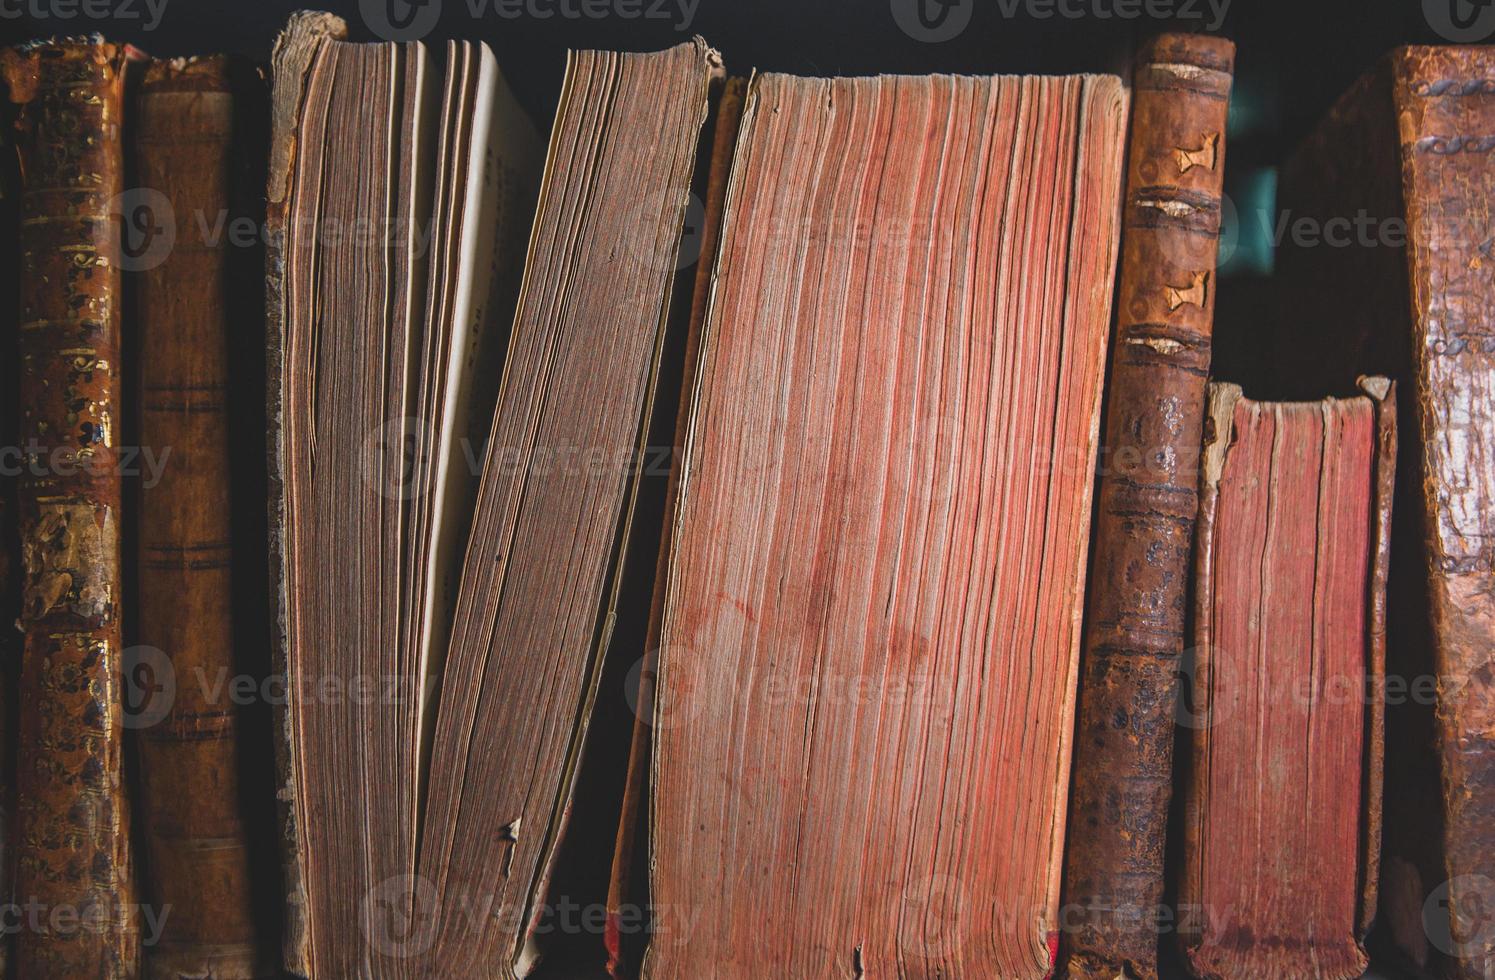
[1058,33,1234,980]
[267,12,717,976]
[644,69,1128,978]
[1179,380,1394,979]
[1272,46,1495,980]
[1,37,139,977]
[132,56,269,979]
[604,72,747,980]
[412,38,716,978]
[0,53,21,980]
[265,14,544,975]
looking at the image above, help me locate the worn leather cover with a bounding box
[133,56,270,980]
[2,37,139,978]
[1060,33,1234,980]
[1179,380,1394,977]
[1276,47,1495,980]
[263,12,348,978]
[0,66,20,980]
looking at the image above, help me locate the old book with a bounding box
[603,73,746,980]
[267,16,544,976]
[1,32,150,980]
[268,11,716,975]
[1059,33,1234,980]
[132,56,270,979]
[263,15,346,973]
[2,37,140,978]
[0,58,20,980]
[1179,380,1395,979]
[645,70,1128,979]
[413,38,716,978]
[1271,47,1495,980]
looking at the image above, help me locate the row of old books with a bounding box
[0,13,1488,980]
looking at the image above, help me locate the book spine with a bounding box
[1059,33,1233,980]
[604,73,746,980]
[1393,47,1495,980]
[1360,375,1396,939]
[263,12,347,979]
[132,56,268,980]
[1,38,138,978]
[0,89,21,980]
[1176,381,1240,961]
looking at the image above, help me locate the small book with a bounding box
[1270,46,1495,980]
[643,69,1128,978]
[1179,380,1395,979]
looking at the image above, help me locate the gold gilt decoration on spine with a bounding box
[1059,33,1235,980]
[2,38,139,979]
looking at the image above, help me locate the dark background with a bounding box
[3,1,1471,977]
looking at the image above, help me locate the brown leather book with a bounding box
[132,56,269,980]
[0,81,20,980]
[1,37,140,978]
[1270,47,1495,980]
[1058,33,1234,980]
[603,73,746,980]
[644,69,1127,979]
[1179,380,1394,979]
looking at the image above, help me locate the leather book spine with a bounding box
[263,12,347,978]
[1176,381,1240,958]
[133,56,269,980]
[1390,46,1495,980]
[604,74,746,980]
[1059,34,1234,980]
[1,37,139,978]
[1360,375,1396,939]
[0,88,21,980]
